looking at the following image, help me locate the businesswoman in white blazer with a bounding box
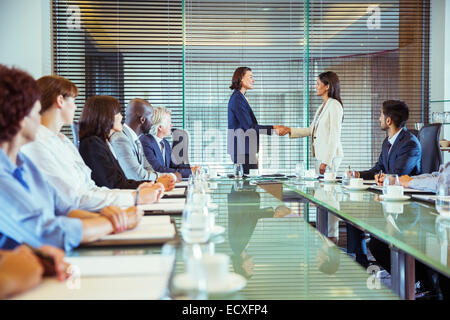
[276,71,344,241]
[277,71,344,174]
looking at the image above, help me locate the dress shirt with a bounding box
[152,133,165,164]
[388,129,402,155]
[408,172,440,192]
[0,148,83,251]
[21,125,135,211]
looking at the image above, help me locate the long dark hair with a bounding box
[79,95,121,142]
[318,71,343,108]
[230,67,252,91]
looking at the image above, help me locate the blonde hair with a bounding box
[150,106,171,136]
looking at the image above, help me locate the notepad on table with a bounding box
[13,255,174,300]
[369,185,435,194]
[84,216,176,246]
[163,187,186,198]
[175,181,188,187]
[140,197,186,215]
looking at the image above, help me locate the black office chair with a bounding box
[418,123,442,173]
[171,127,190,165]
[71,120,80,149]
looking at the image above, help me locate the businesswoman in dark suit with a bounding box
[79,95,164,192]
[227,67,286,174]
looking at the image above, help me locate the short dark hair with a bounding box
[382,100,409,128]
[0,65,40,143]
[37,75,78,114]
[230,67,252,90]
[79,95,121,142]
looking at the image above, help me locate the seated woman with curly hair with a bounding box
[0,65,143,251]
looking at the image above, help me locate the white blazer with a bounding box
[290,98,344,168]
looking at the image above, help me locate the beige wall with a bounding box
[0,0,51,79]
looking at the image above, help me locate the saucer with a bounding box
[343,185,369,191]
[302,176,319,181]
[320,178,339,183]
[174,272,246,295]
[211,225,225,236]
[380,195,411,202]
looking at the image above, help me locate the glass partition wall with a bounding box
[53,0,430,174]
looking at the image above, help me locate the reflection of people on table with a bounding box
[316,234,341,275]
[227,183,286,279]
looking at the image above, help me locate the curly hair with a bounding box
[0,65,40,143]
[79,95,122,142]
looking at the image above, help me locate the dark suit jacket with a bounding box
[79,135,144,189]
[359,127,421,179]
[227,89,273,164]
[139,134,191,178]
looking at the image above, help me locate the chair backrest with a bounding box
[171,128,190,165]
[418,123,442,174]
[71,120,80,149]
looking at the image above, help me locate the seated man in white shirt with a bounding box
[109,98,180,185]
[399,161,450,193]
[22,75,165,211]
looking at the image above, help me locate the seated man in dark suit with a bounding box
[139,107,193,178]
[347,100,422,268]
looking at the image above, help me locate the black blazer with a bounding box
[79,135,144,189]
[359,128,421,180]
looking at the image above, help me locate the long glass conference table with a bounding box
[65,178,398,300]
[253,177,450,300]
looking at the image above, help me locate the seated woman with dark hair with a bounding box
[78,95,165,191]
[0,65,143,251]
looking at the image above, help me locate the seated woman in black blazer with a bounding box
[79,95,159,190]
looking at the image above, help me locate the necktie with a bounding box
[135,139,142,163]
[13,168,30,191]
[387,141,392,154]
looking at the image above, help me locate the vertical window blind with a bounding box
[52,0,429,173]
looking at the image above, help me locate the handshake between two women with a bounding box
[273,125,291,136]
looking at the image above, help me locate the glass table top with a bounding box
[73,179,398,300]
[281,179,450,278]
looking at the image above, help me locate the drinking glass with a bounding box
[233,163,243,179]
[436,172,450,219]
[294,162,305,184]
[181,203,211,244]
[382,174,400,195]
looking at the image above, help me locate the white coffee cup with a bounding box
[324,172,336,180]
[349,178,363,187]
[188,253,229,289]
[386,185,404,198]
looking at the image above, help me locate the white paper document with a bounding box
[13,255,174,300]
[99,216,175,241]
[140,198,186,213]
[164,188,186,197]
[175,181,188,187]
[369,185,434,193]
